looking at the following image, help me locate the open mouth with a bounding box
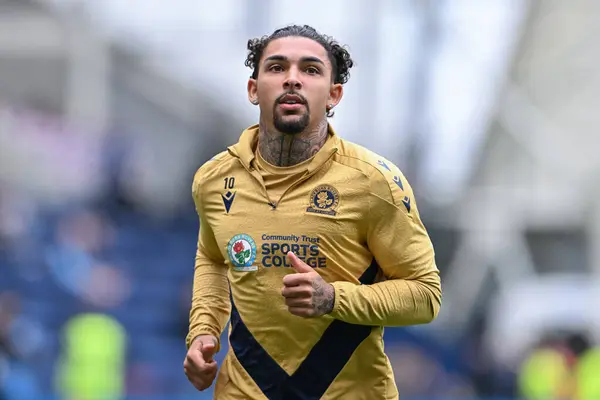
[278,93,305,105]
[278,94,305,112]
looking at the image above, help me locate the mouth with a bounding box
[278,93,305,106]
[277,93,306,113]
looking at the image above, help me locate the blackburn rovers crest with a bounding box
[306,185,340,216]
[227,234,257,271]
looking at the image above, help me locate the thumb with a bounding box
[200,340,217,362]
[287,252,313,273]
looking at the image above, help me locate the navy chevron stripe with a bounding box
[229,297,288,399]
[229,258,380,400]
[282,258,379,399]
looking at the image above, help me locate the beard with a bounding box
[273,92,311,134]
[273,111,310,134]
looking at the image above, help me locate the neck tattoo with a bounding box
[258,120,328,167]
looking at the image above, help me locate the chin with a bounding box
[274,107,309,129]
[274,115,309,135]
[280,113,305,122]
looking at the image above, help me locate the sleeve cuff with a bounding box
[329,281,356,319]
[186,328,221,351]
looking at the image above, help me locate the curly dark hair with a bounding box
[245,25,354,117]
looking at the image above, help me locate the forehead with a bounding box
[262,37,331,67]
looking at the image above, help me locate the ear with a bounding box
[247,78,259,105]
[328,83,343,110]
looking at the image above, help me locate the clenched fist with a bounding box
[183,335,219,391]
[282,251,335,317]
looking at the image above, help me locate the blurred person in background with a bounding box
[518,331,600,400]
[45,208,131,400]
[184,24,441,399]
[0,292,45,400]
[0,187,43,282]
[44,208,130,307]
[55,313,127,400]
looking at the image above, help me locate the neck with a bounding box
[258,120,328,167]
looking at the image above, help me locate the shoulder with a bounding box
[334,139,411,209]
[192,150,235,197]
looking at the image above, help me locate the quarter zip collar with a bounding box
[228,123,340,173]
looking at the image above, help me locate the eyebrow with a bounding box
[263,55,326,66]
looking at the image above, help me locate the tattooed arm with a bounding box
[311,278,335,315]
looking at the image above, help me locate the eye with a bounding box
[269,65,284,72]
[305,66,320,75]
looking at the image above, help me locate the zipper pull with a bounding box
[268,202,277,209]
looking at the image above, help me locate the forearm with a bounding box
[329,271,441,326]
[186,262,230,349]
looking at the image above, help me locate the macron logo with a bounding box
[392,176,404,191]
[377,160,391,171]
[222,191,236,214]
[402,196,411,213]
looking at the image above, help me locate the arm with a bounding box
[186,173,231,350]
[328,172,441,326]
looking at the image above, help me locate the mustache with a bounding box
[275,91,307,104]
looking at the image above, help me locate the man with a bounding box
[184,24,442,400]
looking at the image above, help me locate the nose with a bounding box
[283,69,302,90]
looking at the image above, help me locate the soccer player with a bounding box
[184,24,442,399]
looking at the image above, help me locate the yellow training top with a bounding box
[187,124,442,400]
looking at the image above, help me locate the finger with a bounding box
[191,380,209,392]
[200,341,217,363]
[189,373,216,392]
[287,252,313,274]
[198,365,218,388]
[285,297,312,308]
[198,360,218,375]
[185,362,218,388]
[281,285,312,299]
[287,306,314,318]
[185,361,217,377]
[189,336,204,351]
[283,273,311,287]
[185,351,206,370]
[186,349,217,372]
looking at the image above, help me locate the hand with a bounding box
[183,335,219,391]
[282,252,335,318]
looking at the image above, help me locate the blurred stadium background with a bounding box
[1,0,600,398]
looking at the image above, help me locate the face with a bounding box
[247,36,343,134]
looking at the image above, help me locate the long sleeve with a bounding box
[185,172,231,349]
[329,170,441,326]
